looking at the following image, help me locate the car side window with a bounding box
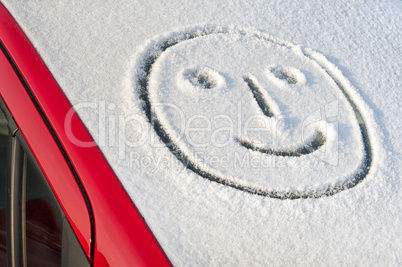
[0,106,8,264]
[0,100,90,267]
[25,154,62,266]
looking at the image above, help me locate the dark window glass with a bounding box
[0,99,89,267]
[0,106,63,266]
[24,152,62,266]
[0,108,8,265]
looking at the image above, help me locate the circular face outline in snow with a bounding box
[134,26,373,199]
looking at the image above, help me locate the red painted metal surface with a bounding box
[0,3,171,266]
[0,41,92,257]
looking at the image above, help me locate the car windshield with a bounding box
[2,1,400,265]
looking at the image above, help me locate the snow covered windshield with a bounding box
[3,0,401,265]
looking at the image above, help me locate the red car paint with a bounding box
[0,3,170,266]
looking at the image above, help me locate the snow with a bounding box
[141,27,367,196]
[2,0,401,265]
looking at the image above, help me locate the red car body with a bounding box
[0,3,170,266]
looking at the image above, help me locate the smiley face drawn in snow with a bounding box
[134,26,373,199]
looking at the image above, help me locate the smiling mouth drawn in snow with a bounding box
[133,26,373,199]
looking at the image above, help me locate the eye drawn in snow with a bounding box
[267,66,307,88]
[185,67,225,90]
[133,26,374,199]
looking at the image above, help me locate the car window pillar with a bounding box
[6,118,26,267]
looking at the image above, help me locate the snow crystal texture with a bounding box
[3,0,401,265]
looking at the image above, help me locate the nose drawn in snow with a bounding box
[243,76,278,118]
[132,26,374,199]
[240,75,325,156]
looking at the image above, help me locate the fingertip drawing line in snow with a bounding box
[134,26,373,199]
